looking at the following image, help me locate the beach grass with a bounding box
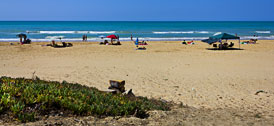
[0,76,170,122]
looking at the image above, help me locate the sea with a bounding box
[0,21,274,42]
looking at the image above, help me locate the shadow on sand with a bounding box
[206,48,244,51]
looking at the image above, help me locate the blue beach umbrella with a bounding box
[135,37,139,45]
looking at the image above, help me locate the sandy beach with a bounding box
[1,40,274,125]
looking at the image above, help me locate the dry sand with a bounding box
[0,40,274,125]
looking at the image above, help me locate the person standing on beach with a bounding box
[83,35,88,41]
[131,34,133,41]
[82,35,85,41]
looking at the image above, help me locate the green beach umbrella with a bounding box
[201,38,219,44]
[209,33,240,40]
[202,33,241,49]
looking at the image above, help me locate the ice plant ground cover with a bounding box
[0,76,170,122]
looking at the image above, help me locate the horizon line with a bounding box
[0,20,274,22]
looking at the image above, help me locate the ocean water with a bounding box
[0,21,274,42]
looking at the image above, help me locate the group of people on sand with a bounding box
[100,40,121,45]
[213,42,234,49]
[46,40,73,48]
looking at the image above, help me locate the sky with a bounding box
[0,0,273,21]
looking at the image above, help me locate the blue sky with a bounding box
[0,0,273,21]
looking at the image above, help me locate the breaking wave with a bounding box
[255,31,271,34]
[27,31,116,34]
[153,31,210,34]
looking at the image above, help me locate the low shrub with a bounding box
[0,76,170,122]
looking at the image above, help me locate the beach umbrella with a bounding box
[135,37,139,45]
[209,33,240,40]
[202,33,240,44]
[201,38,219,44]
[107,35,118,39]
[202,33,241,49]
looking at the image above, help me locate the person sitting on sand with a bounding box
[228,42,234,47]
[219,43,223,49]
[143,41,147,45]
[104,40,109,45]
[62,42,67,47]
[182,40,187,45]
[223,42,229,48]
[117,41,121,45]
[139,40,145,45]
[250,39,257,43]
[142,41,148,45]
[52,40,56,46]
[23,39,31,44]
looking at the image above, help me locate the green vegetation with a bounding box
[0,76,170,122]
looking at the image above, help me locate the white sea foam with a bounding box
[0,39,19,42]
[255,31,271,34]
[26,31,39,33]
[88,31,116,34]
[153,31,210,34]
[241,35,274,40]
[40,31,75,34]
[195,31,209,34]
[77,31,89,34]
[45,36,65,39]
[36,31,116,34]
[129,37,208,41]
[153,31,194,34]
